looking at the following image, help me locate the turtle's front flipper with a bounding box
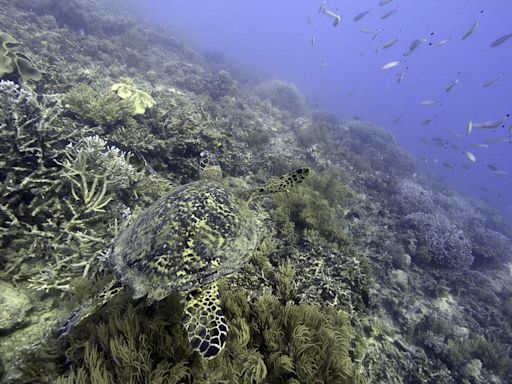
[182,282,228,359]
[253,167,311,197]
[55,278,124,339]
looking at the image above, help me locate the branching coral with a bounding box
[63,84,135,127]
[392,178,434,215]
[401,211,474,269]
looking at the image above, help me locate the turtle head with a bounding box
[199,151,223,182]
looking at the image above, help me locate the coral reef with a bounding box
[401,211,474,269]
[1,0,512,383]
[255,79,308,118]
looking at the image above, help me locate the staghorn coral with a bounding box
[401,211,474,269]
[469,225,512,266]
[392,178,435,215]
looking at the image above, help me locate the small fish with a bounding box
[461,21,479,40]
[311,33,316,47]
[450,144,460,150]
[421,118,433,126]
[383,38,399,49]
[318,2,328,13]
[490,33,512,48]
[445,79,459,92]
[381,8,398,19]
[360,27,374,34]
[321,7,342,26]
[421,100,436,105]
[379,0,393,5]
[382,60,401,69]
[473,144,488,148]
[409,38,427,51]
[442,162,454,169]
[473,120,504,129]
[372,29,383,40]
[353,10,370,22]
[320,61,327,69]
[486,163,498,171]
[465,152,476,162]
[392,116,402,123]
[432,137,445,142]
[433,38,451,47]
[492,170,508,176]
[467,120,473,134]
[396,71,406,83]
[482,78,500,88]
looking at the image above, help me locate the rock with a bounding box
[0,282,32,333]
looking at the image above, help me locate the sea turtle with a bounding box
[56,151,310,359]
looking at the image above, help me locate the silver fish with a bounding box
[379,0,393,5]
[353,10,370,22]
[311,33,316,47]
[421,119,433,126]
[396,71,406,83]
[465,152,476,162]
[461,21,479,40]
[490,33,512,47]
[473,120,504,129]
[381,8,398,19]
[445,79,459,92]
[482,78,500,88]
[360,27,374,34]
[467,120,473,135]
[321,7,342,26]
[372,29,383,40]
[409,38,427,51]
[383,38,399,49]
[382,60,401,69]
[433,38,451,47]
[420,100,436,105]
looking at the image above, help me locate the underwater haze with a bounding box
[3,0,512,382]
[124,0,512,223]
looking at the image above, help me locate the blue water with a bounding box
[119,0,512,222]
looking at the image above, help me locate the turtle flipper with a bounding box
[253,167,311,196]
[55,278,123,339]
[182,282,228,359]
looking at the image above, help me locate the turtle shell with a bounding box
[109,179,259,301]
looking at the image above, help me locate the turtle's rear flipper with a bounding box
[55,278,123,339]
[253,167,311,196]
[182,282,228,359]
